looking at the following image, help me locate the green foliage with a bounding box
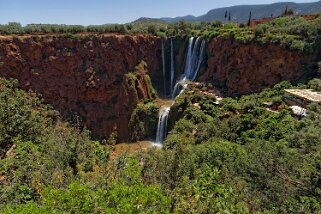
[161,81,321,212]
[0,79,49,156]
[0,23,132,35]
[1,14,321,210]
[255,15,321,52]
[129,101,158,141]
[308,78,321,91]
[147,25,157,35]
[4,178,170,214]
[1,75,321,213]
[0,78,110,206]
[1,14,320,54]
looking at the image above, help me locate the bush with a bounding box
[309,78,321,91]
[147,25,157,35]
[0,78,109,205]
[129,101,158,141]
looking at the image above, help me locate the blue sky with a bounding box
[0,0,316,25]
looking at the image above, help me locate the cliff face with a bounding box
[0,34,314,141]
[0,35,161,141]
[199,38,305,95]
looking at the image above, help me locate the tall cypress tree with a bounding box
[284,6,288,16]
[248,11,252,26]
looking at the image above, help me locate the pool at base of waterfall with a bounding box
[114,140,162,156]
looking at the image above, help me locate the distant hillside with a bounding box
[131,17,167,25]
[160,1,321,22]
[129,17,168,32]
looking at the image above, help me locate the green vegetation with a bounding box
[166,15,321,53]
[0,22,129,35]
[161,80,321,213]
[1,14,321,213]
[0,78,170,213]
[129,100,159,141]
[1,14,320,53]
[0,78,107,205]
[2,76,320,213]
[172,14,319,53]
[164,14,321,53]
[125,61,157,100]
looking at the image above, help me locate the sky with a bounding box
[0,0,317,25]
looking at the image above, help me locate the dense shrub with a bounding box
[308,78,321,91]
[161,81,321,212]
[129,101,158,141]
[0,78,109,206]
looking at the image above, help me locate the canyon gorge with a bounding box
[0,34,317,142]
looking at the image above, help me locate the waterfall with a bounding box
[155,107,171,144]
[155,36,206,144]
[170,38,175,96]
[191,39,206,81]
[183,37,194,80]
[161,39,166,95]
[171,37,205,99]
[172,77,187,99]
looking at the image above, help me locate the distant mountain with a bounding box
[160,15,198,23]
[131,17,167,24]
[159,1,321,22]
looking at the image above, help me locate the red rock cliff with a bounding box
[0,35,161,141]
[199,38,305,95]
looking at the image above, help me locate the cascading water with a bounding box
[192,39,206,81]
[161,39,166,95]
[155,107,171,145]
[170,38,175,96]
[183,37,194,81]
[172,77,187,99]
[155,37,205,144]
[172,37,206,99]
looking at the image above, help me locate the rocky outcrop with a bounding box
[200,38,307,95]
[0,35,161,141]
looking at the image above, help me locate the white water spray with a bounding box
[155,107,171,144]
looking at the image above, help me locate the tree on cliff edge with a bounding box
[248,11,252,26]
[282,6,294,16]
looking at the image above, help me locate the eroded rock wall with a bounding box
[0,35,161,141]
[199,38,306,95]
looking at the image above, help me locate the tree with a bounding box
[287,9,294,16]
[225,11,228,21]
[285,6,288,15]
[282,6,294,16]
[126,24,133,32]
[212,20,223,28]
[114,24,127,34]
[147,25,157,35]
[248,11,252,26]
[228,11,232,22]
